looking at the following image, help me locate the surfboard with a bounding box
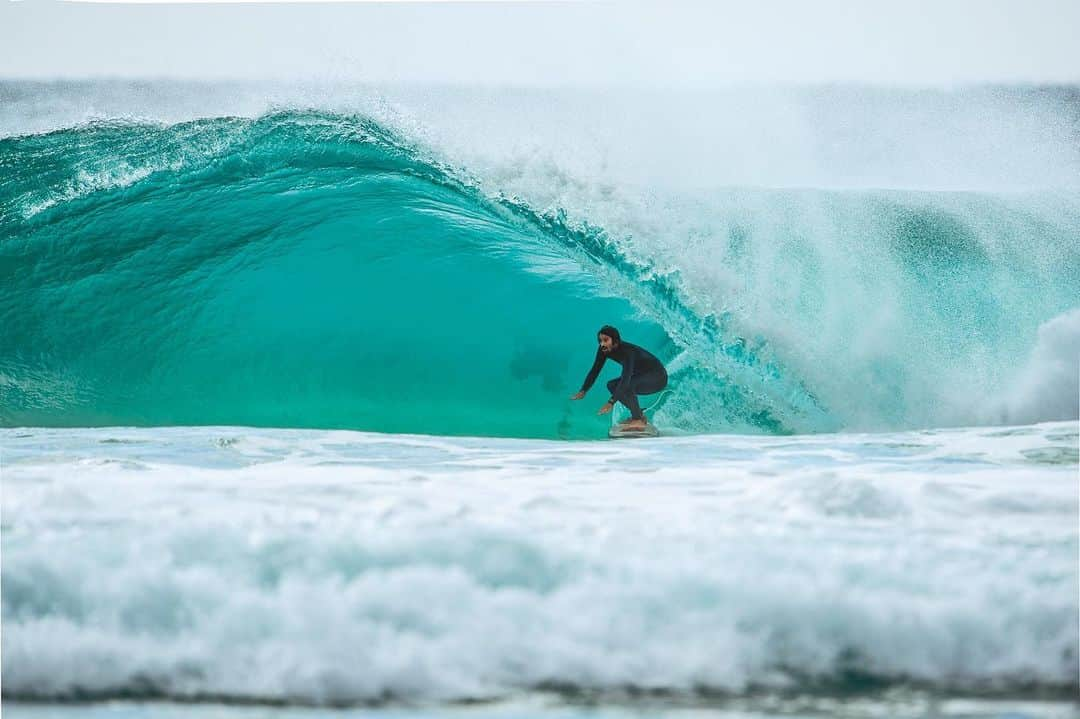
[608,423,660,439]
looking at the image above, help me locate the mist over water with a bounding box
[6,82,1078,191]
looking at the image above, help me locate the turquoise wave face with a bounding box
[4,111,1077,438]
[1,113,825,438]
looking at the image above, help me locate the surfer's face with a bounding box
[598,334,616,353]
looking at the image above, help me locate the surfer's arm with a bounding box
[579,348,606,394]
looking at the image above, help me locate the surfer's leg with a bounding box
[632,369,668,397]
[623,370,668,423]
[606,378,641,423]
[622,391,645,420]
[607,379,645,420]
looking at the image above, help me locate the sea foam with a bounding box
[3,423,1076,704]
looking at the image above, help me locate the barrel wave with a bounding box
[1,112,824,438]
[2,110,1078,438]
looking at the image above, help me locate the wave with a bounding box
[2,423,1077,705]
[5,520,1075,705]
[0,112,826,438]
[1,108,1078,437]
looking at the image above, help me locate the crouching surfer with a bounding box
[570,325,668,430]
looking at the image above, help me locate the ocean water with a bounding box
[2,422,1078,715]
[1,81,1079,718]
[3,82,1079,438]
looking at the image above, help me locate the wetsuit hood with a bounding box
[598,325,621,344]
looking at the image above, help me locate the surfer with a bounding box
[570,325,668,430]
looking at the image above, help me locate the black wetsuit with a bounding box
[579,342,668,420]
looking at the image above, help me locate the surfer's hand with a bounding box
[570,391,585,400]
[597,401,613,415]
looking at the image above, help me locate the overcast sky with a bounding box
[2,0,1078,87]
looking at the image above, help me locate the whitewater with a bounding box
[2,422,1077,715]
[1,81,1078,719]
